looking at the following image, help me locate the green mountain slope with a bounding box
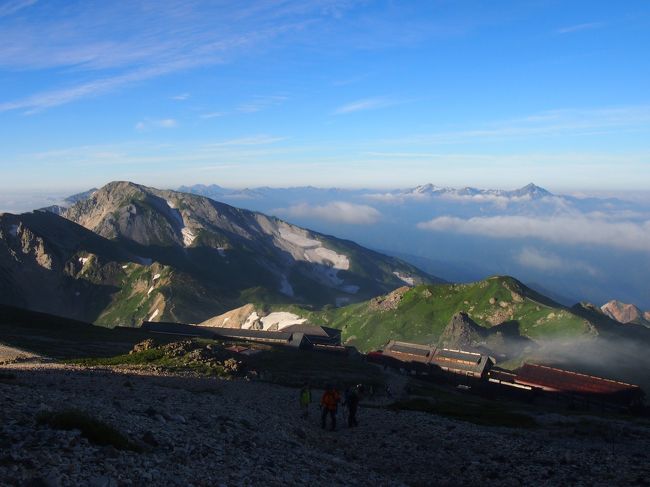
[259,276,595,352]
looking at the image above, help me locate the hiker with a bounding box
[299,383,312,419]
[320,384,340,431]
[343,385,361,427]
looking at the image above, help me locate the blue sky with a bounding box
[1,0,649,195]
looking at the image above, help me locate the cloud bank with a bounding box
[275,201,381,225]
[515,247,598,276]
[417,215,650,252]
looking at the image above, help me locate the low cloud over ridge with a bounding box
[275,202,381,225]
[417,215,650,252]
[515,247,598,276]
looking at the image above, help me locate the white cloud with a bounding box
[515,248,598,276]
[557,22,604,34]
[135,118,178,131]
[0,2,339,112]
[172,93,190,101]
[333,97,397,114]
[275,202,381,225]
[417,215,650,252]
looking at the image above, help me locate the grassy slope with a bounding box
[277,276,590,352]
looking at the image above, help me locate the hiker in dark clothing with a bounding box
[320,384,340,431]
[344,385,361,427]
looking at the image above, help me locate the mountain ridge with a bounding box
[1,181,437,326]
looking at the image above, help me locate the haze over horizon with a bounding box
[1,0,649,194]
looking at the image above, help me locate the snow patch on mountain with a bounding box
[393,272,415,286]
[166,199,195,246]
[242,312,260,329]
[276,225,352,289]
[313,247,349,270]
[260,312,307,331]
[278,227,320,248]
[148,309,160,321]
[78,257,89,265]
[181,228,196,246]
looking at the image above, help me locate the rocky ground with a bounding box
[1,361,649,487]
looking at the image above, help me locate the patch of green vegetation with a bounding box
[37,409,141,451]
[97,265,167,326]
[295,276,589,352]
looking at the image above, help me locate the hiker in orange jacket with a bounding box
[320,384,340,431]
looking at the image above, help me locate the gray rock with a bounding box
[89,476,118,487]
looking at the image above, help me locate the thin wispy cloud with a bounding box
[0,0,36,18]
[236,95,288,113]
[135,118,178,131]
[0,2,348,112]
[557,22,604,34]
[205,135,287,147]
[333,97,397,115]
[393,106,650,145]
[200,112,226,119]
[171,93,190,101]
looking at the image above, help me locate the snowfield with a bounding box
[276,224,353,291]
[260,312,307,330]
[393,272,415,286]
[239,311,307,331]
[181,228,196,246]
[166,199,196,247]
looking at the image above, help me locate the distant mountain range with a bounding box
[175,182,650,309]
[0,182,434,326]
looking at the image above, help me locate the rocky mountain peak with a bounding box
[509,183,552,199]
[601,300,648,325]
[438,311,487,348]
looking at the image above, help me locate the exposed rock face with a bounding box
[368,286,410,311]
[601,300,649,326]
[438,312,487,349]
[200,304,260,329]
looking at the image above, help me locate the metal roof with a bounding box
[515,364,641,395]
[435,348,482,364]
[385,340,433,357]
